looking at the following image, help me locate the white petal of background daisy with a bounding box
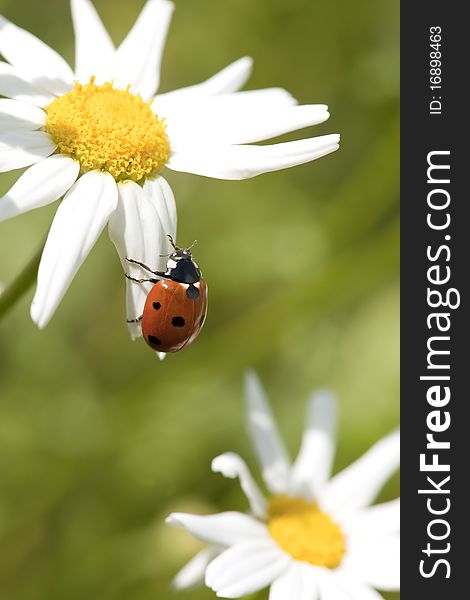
[0,0,339,332]
[167,372,400,599]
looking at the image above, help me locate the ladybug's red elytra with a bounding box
[126,236,207,353]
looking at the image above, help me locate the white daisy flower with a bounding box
[0,0,340,334]
[167,372,400,599]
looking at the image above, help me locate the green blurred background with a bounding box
[0,0,399,598]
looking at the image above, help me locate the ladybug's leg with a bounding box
[125,257,166,277]
[167,234,179,251]
[127,315,143,323]
[125,257,154,271]
[125,274,159,284]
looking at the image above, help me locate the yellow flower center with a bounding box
[268,495,345,568]
[45,78,170,183]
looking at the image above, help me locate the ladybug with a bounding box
[125,236,208,353]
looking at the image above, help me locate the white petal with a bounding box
[155,57,253,109]
[334,572,386,600]
[170,104,330,146]
[142,176,177,242]
[348,584,385,600]
[0,16,74,94]
[315,569,351,600]
[0,62,55,106]
[155,87,297,131]
[244,371,291,494]
[0,98,46,130]
[113,0,174,99]
[173,546,220,591]
[71,0,115,83]
[319,430,400,519]
[30,172,118,328]
[205,539,290,598]
[289,390,337,499]
[269,563,319,600]
[344,499,400,543]
[0,130,56,173]
[184,56,253,95]
[212,453,267,519]
[0,155,79,222]
[166,511,268,546]
[345,534,400,591]
[108,181,167,340]
[167,134,340,180]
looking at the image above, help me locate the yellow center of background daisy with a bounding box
[268,495,345,568]
[45,78,170,183]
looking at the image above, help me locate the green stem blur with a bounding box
[0,241,44,320]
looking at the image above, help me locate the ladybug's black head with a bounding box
[171,248,193,261]
[164,236,201,284]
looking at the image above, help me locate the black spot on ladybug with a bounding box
[148,335,162,345]
[186,284,199,299]
[152,302,161,310]
[172,316,185,327]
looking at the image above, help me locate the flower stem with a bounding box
[0,240,44,321]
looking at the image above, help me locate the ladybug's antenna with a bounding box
[186,240,198,251]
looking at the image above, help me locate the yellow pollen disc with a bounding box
[45,78,170,183]
[268,495,345,568]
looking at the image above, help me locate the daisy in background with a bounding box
[168,372,400,599]
[0,0,339,335]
